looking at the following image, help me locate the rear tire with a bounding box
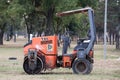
[87,63,93,74]
[23,57,43,74]
[72,59,92,74]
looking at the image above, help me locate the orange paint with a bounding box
[89,50,94,58]
[63,55,71,67]
[24,36,58,68]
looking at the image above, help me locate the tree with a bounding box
[40,0,78,35]
[0,0,99,45]
[0,0,35,44]
[54,0,78,34]
[18,0,98,37]
[95,0,120,46]
[0,0,10,45]
[94,1,105,43]
[116,24,120,49]
[77,0,98,8]
[107,0,120,45]
[55,0,98,36]
[5,0,35,42]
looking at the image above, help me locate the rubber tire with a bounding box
[72,59,92,74]
[87,63,93,74]
[23,57,43,74]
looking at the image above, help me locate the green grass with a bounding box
[0,42,120,80]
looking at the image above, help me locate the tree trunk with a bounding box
[24,15,32,42]
[45,6,55,36]
[115,25,120,49]
[113,33,115,45]
[95,33,98,44]
[116,34,120,49]
[0,29,4,45]
[13,33,16,42]
[109,31,112,45]
[27,25,32,42]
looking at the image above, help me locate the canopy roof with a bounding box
[56,7,93,17]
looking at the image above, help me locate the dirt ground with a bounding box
[0,38,120,80]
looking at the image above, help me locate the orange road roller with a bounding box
[23,7,96,74]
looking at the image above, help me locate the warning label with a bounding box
[47,44,53,51]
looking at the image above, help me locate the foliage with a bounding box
[94,1,104,33]
[0,0,10,44]
[0,0,99,44]
[77,0,98,8]
[55,0,98,36]
[65,14,89,37]
[95,0,120,33]
[107,0,120,32]
[0,0,8,29]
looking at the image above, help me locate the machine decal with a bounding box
[47,44,53,51]
[41,37,52,44]
[41,40,52,44]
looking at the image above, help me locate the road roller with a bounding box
[23,7,96,74]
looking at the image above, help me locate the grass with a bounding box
[0,39,120,80]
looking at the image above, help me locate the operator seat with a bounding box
[74,38,90,51]
[74,30,91,50]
